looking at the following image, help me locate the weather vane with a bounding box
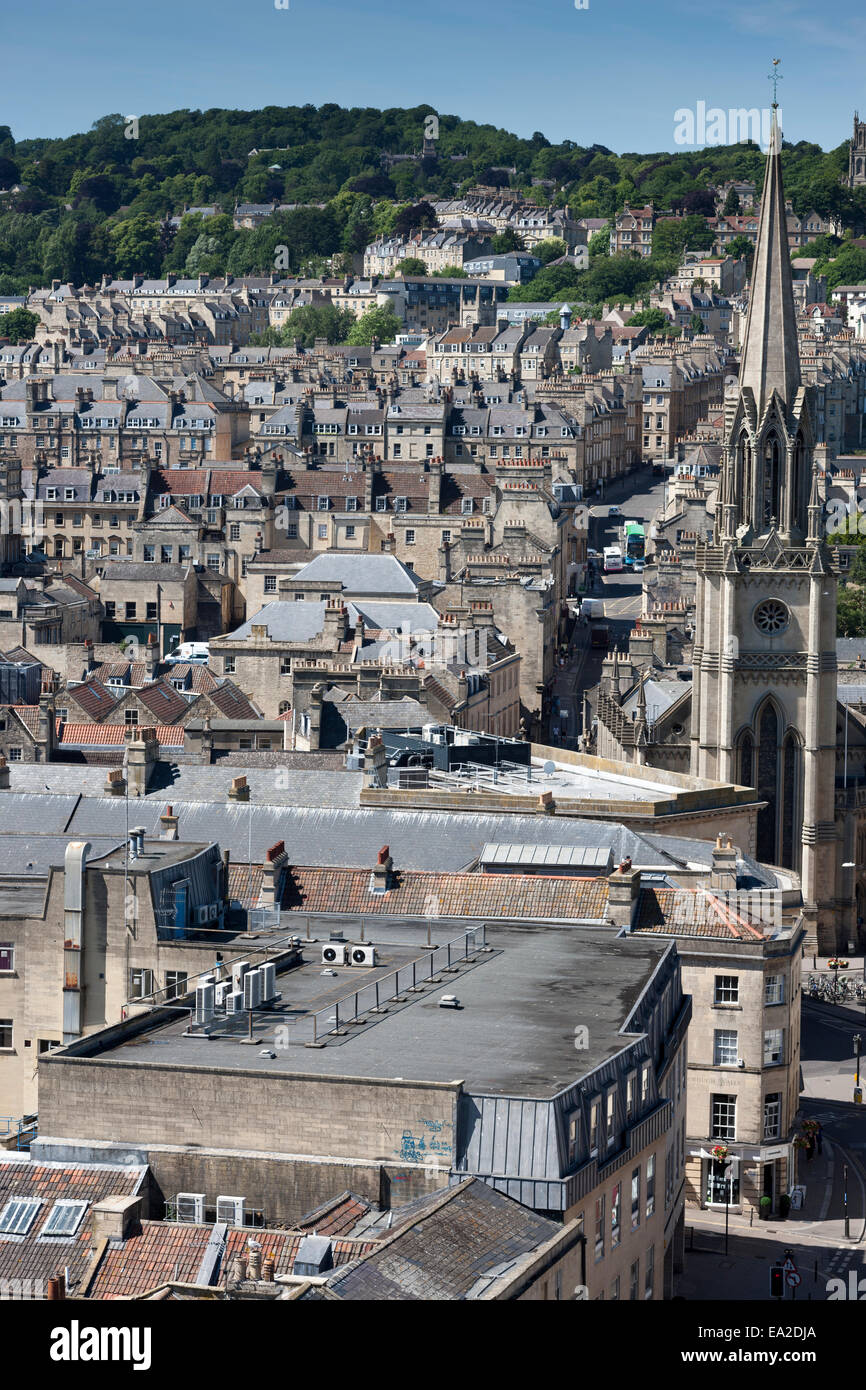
[768,58,782,108]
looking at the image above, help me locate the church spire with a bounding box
[737,106,800,417]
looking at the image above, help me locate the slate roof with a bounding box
[295,1191,373,1238]
[292,553,422,595]
[225,601,326,643]
[281,866,610,921]
[164,663,219,694]
[0,1158,146,1293]
[64,680,119,719]
[320,1178,562,1300]
[136,680,191,724]
[207,682,259,719]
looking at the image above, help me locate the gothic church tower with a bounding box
[691,109,838,950]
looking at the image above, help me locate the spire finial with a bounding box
[768,58,783,108]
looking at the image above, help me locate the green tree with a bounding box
[628,307,678,336]
[722,187,740,216]
[346,304,402,345]
[534,237,567,264]
[724,235,755,271]
[491,228,523,253]
[393,257,428,276]
[837,585,866,636]
[0,306,39,343]
[108,214,162,276]
[433,264,467,277]
[689,312,706,334]
[277,303,354,347]
[588,226,610,257]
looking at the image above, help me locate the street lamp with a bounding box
[854,1033,862,1090]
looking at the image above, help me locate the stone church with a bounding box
[848,111,866,188]
[594,110,852,954]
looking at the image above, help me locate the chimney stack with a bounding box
[710,832,738,892]
[372,844,392,891]
[159,805,179,840]
[607,858,641,928]
[228,775,250,803]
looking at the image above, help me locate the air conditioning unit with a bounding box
[321,943,347,966]
[232,961,250,993]
[226,990,244,1014]
[348,945,377,968]
[194,983,215,1026]
[243,968,262,1010]
[176,1193,205,1223]
[259,962,276,1003]
[207,903,219,922]
[215,982,232,1010]
[193,905,209,926]
[216,1196,246,1226]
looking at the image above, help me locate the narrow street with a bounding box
[549,465,669,744]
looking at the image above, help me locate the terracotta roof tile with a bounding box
[57,723,185,747]
[281,867,609,920]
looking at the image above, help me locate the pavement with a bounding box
[680,995,866,1300]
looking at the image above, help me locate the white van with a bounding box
[580,598,605,619]
[167,641,210,665]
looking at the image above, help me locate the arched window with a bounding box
[738,731,754,787]
[781,731,800,869]
[763,434,781,525]
[756,702,780,864]
[791,437,804,532]
[737,432,753,526]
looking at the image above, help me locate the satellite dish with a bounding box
[543,760,557,776]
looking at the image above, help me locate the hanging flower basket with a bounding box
[793,1135,810,1150]
[711,1144,730,1162]
[801,1119,819,1134]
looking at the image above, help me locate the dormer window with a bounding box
[317,495,331,511]
[461,497,474,515]
[345,496,358,511]
[376,496,388,511]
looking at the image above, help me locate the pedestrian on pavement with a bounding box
[815,1122,823,1154]
[806,1137,815,1162]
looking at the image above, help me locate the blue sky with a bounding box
[6,0,865,152]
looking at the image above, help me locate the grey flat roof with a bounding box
[75,922,669,1098]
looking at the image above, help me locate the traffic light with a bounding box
[770,1265,784,1298]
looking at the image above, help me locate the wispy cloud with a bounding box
[727,0,866,51]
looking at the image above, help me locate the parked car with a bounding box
[608,505,623,518]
